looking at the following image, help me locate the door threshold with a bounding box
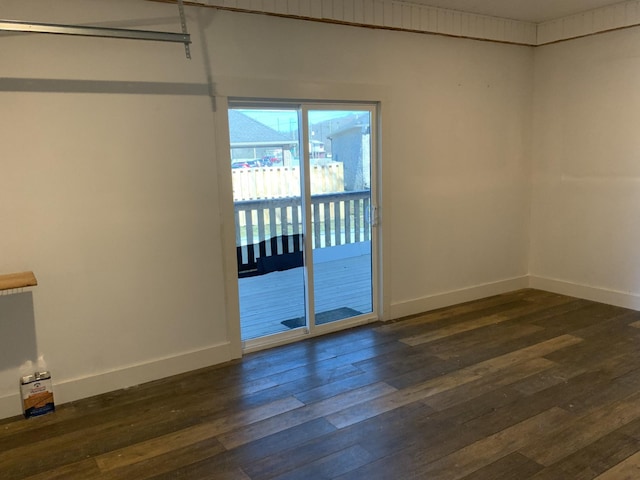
[242,313,377,354]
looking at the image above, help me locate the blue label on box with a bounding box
[24,402,55,418]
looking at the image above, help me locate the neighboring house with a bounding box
[228,110,297,165]
[329,120,371,191]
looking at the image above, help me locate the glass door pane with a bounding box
[229,108,307,340]
[308,108,374,326]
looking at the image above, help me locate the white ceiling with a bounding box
[407,0,628,23]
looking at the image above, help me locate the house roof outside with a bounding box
[228,110,297,148]
[327,115,371,139]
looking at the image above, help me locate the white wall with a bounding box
[530,28,640,308]
[0,0,533,418]
[382,35,533,316]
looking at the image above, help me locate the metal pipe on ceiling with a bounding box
[0,19,190,44]
[0,0,191,58]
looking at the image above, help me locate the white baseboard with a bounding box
[389,276,530,320]
[4,275,635,420]
[529,275,640,311]
[0,394,21,420]
[0,341,236,420]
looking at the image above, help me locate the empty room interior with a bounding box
[4,0,640,478]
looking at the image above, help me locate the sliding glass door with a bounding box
[228,102,377,346]
[307,108,374,327]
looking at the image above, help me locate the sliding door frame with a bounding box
[213,79,390,357]
[301,102,380,339]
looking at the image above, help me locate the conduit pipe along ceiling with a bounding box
[0,0,192,58]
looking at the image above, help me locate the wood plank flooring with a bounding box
[3,288,640,479]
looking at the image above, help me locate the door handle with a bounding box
[370,205,379,226]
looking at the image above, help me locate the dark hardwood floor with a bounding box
[3,289,640,479]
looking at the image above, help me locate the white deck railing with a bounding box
[235,190,371,276]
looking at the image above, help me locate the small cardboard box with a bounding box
[21,371,55,418]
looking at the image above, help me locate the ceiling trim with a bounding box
[538,1,640,44]
[151,0,640,47]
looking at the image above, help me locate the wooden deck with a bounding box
[240,253,373,340]
[5,289,640,479]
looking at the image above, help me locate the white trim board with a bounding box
[178,0,640,46]
[389,276,530,320]
[3,275,639,419]
[2,277,530,419]
[529,276,640,311]
[390,275,640,321]
[183,0,537,45]
[0,341,235,420]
